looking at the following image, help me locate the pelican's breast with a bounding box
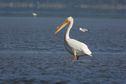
[64,39,74,55]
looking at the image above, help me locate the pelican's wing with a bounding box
[67,39,92,56]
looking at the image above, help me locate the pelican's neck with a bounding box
[65,20,74,40]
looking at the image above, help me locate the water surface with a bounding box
[0,17,126,84]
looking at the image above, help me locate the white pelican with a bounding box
[55,16,92,61]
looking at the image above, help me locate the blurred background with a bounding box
[0,0,126,18]
[0,1,126,84]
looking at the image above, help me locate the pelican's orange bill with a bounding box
[55,19,70,34]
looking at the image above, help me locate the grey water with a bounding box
[0,16,126,84]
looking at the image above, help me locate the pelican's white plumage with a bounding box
[67,39,92,56]
[55,16,92,61]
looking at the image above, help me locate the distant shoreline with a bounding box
[0,1,126,18]
[0,10,126,18]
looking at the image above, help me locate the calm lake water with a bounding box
[0,17,126,84]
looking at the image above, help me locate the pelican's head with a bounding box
[67,16,73,22]
[55,16,73,34]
